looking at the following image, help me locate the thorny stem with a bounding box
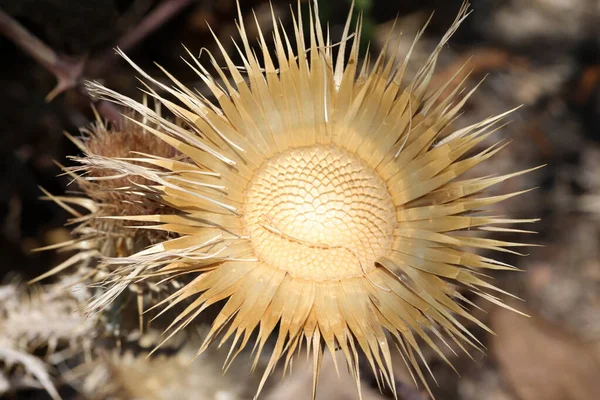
[118,0,194,51]
[0,0,195,120]
[0,8,84,102]
[88,0,195,76]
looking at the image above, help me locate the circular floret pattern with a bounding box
[243,145,396,281]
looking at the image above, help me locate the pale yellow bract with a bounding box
[64,1,539,398]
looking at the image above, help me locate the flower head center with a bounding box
[243,145,396,281]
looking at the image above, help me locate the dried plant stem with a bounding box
[0,0,194,120]
[0,8,84,102]
[88,0,195,76]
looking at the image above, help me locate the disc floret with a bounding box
[243,144,396,281]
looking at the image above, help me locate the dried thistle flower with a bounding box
[0,282,95,400]
[76,113,180,220]
[77,333,258,400]
[48,1,539,398]
[34,113,181,289]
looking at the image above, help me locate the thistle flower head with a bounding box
[51,1,539,397]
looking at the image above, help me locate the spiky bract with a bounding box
[57,1,538,398]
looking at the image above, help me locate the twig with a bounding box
[0,8,84,102]
[0,0,195,116]
[88,0,195,76]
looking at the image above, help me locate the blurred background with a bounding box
[0,0,598,399]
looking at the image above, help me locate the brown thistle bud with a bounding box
[33,114,184,330]
[78,114,180,218]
